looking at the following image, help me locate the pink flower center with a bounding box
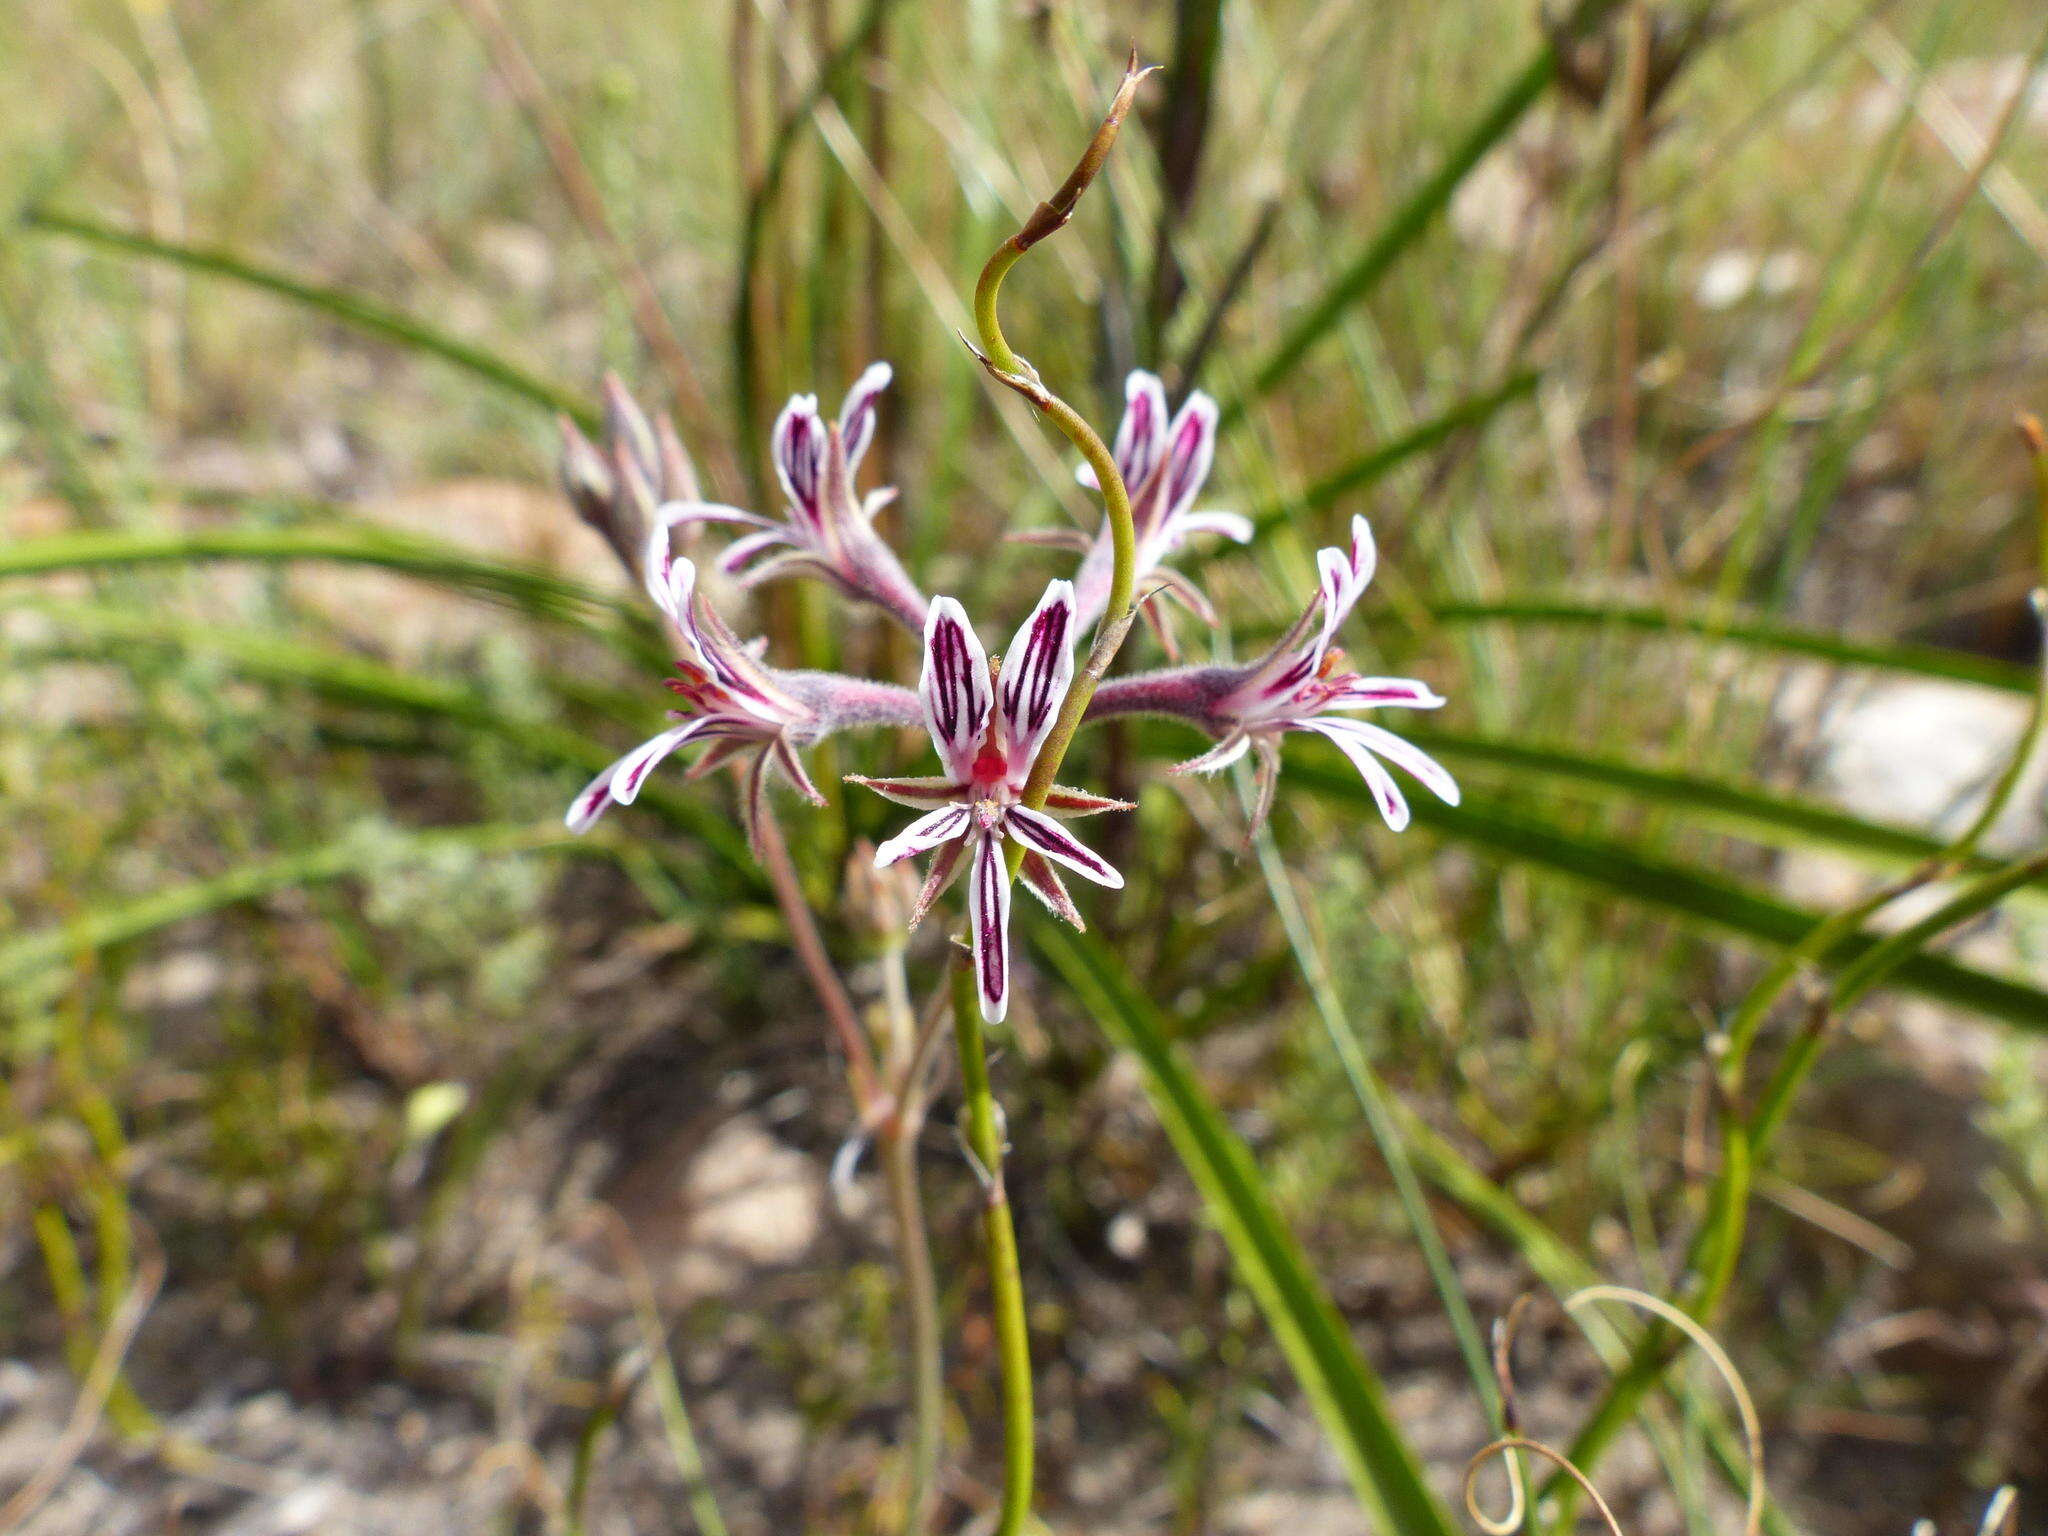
[971,741,1010,788]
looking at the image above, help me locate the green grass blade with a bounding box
[1031,924,1464,1536]
[0,822,595,990]
[0,523,613,613]
[1428,597,2032,694]
[0,523,662,661]
[22,208,595,428]
[1404,729,1972,870]
[1286,763,2048,1028]
[1222,0,1615,419]
[13,603,751,869]
[1247,819,1504,1430]
[1243,373,1538,534]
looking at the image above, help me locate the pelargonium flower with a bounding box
[566,523,920,845]
[850,582,1129,1022]
[658,362,928,631]
[1029,370,1251,649]
[1088,516,1457,836]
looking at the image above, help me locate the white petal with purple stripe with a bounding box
[968,830,1012,1022]
[997,579,1076,779]
[837,361,892,470]
[1005,806,1123,888]
[1302,718,1411,830]
[1316,718,1460,805]
[1161,392,1218,522]
[918,597,992,781]
[771,394,827,526]
[1328,677,1446,711]
[874,804,972,868]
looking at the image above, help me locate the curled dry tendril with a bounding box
[1470,1283,1768,1536]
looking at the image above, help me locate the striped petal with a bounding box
[1313,516,1377,659]
[718,527,797,577]
[610,720,708,805]
[770,393,827,528]
[566,720,711,830]
[968,830,1013,1023]
[658,500,776,531]
[1116,370,1171,492]
[875,804,971,868]
[845,774,970,808]
[565,764,620,833]
[1314,718,1460,806]
[1301,718,1410,830]
[1327,677,1446,711]
[729,549,835,590]
[997,579,1076,781]
[1173,509,1254,545]
[642,522,692,630]
[838,361,892,471]
[1079,369,1169,493]
[1161,391,1219,523]
[1004,806,1122,889]
[919,597,992,780]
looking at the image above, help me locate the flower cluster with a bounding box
[565,369,1457,1019]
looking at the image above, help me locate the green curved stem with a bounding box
[973,56,1153,874]
[950,963,1033,1536]
[955,57,1154,1530]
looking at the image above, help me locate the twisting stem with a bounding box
[753,796,882,1114]
[950,962,1032,1536]
[947,54,1154,1527]
[971,51,1156,875]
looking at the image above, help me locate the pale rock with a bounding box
[670,1113,822,1297]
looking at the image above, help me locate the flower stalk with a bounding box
[949,960,1033,1536]
[930,54,1156,1529]
[753,795,882,1115]
[970,51,1157,880]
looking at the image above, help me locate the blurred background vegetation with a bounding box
[4,0,2048,1531]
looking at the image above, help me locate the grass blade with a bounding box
[1429,596,2032,694]
[1222,1,1615,420]
[0,523,660,658]
[1287,762,2048,1028]
[1404,728,1986,871]
[22,208,595,428]
[1243,373,1538,534]
[1031,924,1464,1536]
[0,822,595,991]
[12,603,751,869]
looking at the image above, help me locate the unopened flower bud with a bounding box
[560,378,704,578]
